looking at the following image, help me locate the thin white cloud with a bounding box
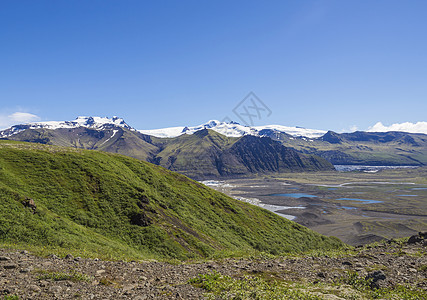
[349,125,358,132]
[339,125,358,133]
[368,121,427,134]
[0,112,40,129]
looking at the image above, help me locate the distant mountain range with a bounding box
[140,119,327,138]
[263,129,427,166]
[0,117,334,179]
[142,119,427,166]
[0,117,328,139]
[1,116,426,178]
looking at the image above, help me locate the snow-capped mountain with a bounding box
[1,116,326,139]
[139,120,326,139]
[140,120,258,138]
[254,125,327,138]
[2,116,427,168]
[0,116,133,138]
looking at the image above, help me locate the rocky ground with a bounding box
[1,234,426,299]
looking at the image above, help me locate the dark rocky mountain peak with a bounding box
[320,131,343,144]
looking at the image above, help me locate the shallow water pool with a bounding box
[337,198,383,204]
[270,193,317,198]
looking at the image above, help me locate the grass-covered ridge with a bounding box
[0,141,343,260]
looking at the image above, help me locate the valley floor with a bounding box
[206,167,427,245]
[1,238,426,299]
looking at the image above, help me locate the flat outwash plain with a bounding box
[206,167,427,246]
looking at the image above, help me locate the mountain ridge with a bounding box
[1,117,327,139]
[1,118,334,179]
[0,116,133,138]
[261,129,427,166]
[150,129,333,178]
[140,119,327,138]
[2,116,427,172]
[3,116,427,139]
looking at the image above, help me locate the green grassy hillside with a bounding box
[0,141,343,260]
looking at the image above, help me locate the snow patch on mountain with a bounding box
[182,120,258,137]
[139,126,187,138]
[140,120,259,138]
[99,129,119,147]
[254,125,327,138]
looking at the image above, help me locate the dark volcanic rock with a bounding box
[366,270,387,289]
[22,197,37,214]
[408,232,427,244]
[320,131,343,144]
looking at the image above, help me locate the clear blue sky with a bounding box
[1,0,426,131]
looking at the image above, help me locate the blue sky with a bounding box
[1,0,426,131]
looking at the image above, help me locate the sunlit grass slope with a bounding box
[0,141,343,260]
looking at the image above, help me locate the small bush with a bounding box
[3,295,19,300]
[35,269,92,282]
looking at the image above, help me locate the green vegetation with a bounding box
[35,269,92,282]
[418,264,427,272]
[190,270,427,300]
[2,295,19,300]
[0,141,343,261]
[189,272,322,300]
[340,271,427,299]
